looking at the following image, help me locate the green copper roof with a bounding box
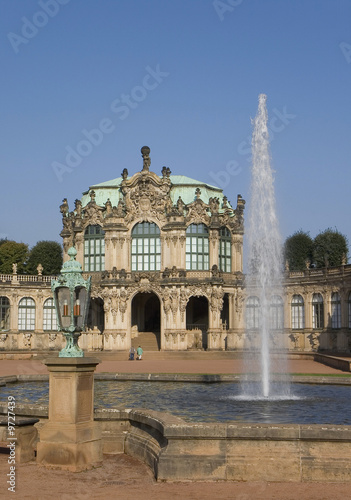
[80,173,232,209]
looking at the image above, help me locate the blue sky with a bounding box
[1,0,351,259]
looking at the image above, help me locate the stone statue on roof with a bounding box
[141,146,151,172]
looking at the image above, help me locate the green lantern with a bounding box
[51,247,92,357]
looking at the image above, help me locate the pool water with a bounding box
[1,380,350,425]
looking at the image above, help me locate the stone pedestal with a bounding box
[37,357,102,471]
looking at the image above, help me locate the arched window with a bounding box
[291,294,304,329]
[348,292,351,329]
[218,227,231,272]
[270,295,284,330]
[312,293,324,329]
[0,297,10,330]
[186,224,209,271]
[18,297,35,331]
[84,225,105,272]
[331,292,341,329]
[245,296,260,330]
[43,298,58,331]
[131,222,161,271]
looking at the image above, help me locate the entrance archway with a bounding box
[186,296,209,349]
[131,292,160,350]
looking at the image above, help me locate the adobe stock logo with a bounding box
[7,0,71,54]
[340,42,351,64]
[213,0,244,22]
[52,65,170,182]
[209,105,296,189]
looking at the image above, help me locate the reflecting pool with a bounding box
[1,381,350,425]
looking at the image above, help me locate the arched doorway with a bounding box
[186,296,209,349]
[131,292,160,350]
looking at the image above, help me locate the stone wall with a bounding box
[3,403,351,482]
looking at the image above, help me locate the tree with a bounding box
[313,229,348,268]
[284,230,314,271]
[26,241,63,275]
[0,241,28,274]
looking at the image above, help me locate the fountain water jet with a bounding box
[241,94,291,399]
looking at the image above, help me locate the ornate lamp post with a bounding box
[38,246,101,471]
[51,246,91,357]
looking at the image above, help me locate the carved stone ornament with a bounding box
[163,288,171,315]
[23,333,32,348]
[234,289,245,319]
[114,150,173,225]
[210,287,224,319]
[170,288,179,318]
[83,201,104,227]
[185,198,210,226]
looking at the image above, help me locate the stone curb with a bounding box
[1,373,351,385]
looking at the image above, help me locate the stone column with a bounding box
[37,357,102,472]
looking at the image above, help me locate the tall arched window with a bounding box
[43,298,58,331]
[331,292,341,329]
[84,225,105,272]
[270,295,284,330]
[312,293,324,329]
[348,292,351,329]
[186,224,209,271]
[0,297,10,330]
[291,294,304,329]
[18,297,35,331]
[246,296,260,329]
[131,222,161,271]
[218,227,231,272]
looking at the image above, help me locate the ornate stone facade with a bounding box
[0,146,350,353]
[58,146,246,351]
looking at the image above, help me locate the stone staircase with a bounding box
[131,332,159,351]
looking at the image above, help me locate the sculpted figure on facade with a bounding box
[141,145,151,172]
[179,287,189,321]
[60,198,69,216]
[177,196,185,215]
[162,287,171,316]
[234,288,245,320]
[119,287,128,320]
[170,288,179,319]
[74,199,82,217]
[210,287,224,318]
[114,199,126,217]
[209,197,219,215]
[105,199,112,216]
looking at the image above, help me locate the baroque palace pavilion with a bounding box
[0,146,351,354]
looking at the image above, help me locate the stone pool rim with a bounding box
[1,372,351,385]
[1,401,351,482]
